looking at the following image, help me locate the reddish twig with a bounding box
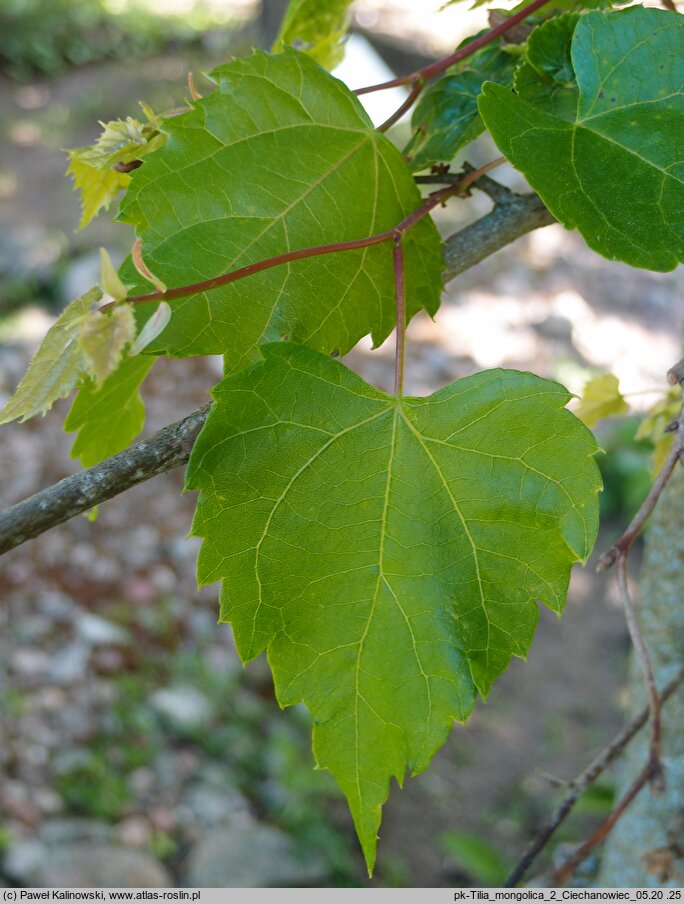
[102,160,504,314]
[505,664,684,887]
[377,78,425,133]
[354,0,553,97]
[552,759,657,886]
[393,236,406,397]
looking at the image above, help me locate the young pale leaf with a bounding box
[405,43,516,172]
[65,354,155,467]
[0,287,101,425]
[117,49,442,370]
[99,248,128,302]
[78,304,136,388]
[479,7,684,271]
[68,117,165,230]
[273,0,353,70]
[67,157,131,231]
[575,373,628,427]
[635,388,681,477]
[186,342,601,872]
[129,302,172,355]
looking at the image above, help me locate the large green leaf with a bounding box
[65,354,155,467]
[405,43,516,172]
[479,7,684,271]
[273,0,353,70]
[118,49,442,370]
[186,342,601,872]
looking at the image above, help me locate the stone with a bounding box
[76,613,129,647]
[183,815,328,887]
[149,685,213,732]
[47,641,89,685]
[4,839,172,888]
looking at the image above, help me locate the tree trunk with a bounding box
[598,469,684,886]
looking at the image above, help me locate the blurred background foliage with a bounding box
[0,0,247,80]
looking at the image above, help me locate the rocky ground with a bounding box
[1,1,684,890]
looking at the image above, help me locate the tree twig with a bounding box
[0,190,555,555]
[354,0,552,96]
[0,406,210,555]
[504,664,684,887]
[552,760,657,886]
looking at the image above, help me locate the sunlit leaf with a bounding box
[186,342,601,872]
[575,373,628,427]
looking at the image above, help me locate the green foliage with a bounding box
[0,0,241,79]
[406,43,517,172]
[479,7,684,271]
[440,830,507,885]
[117,49,442,366]
[65,354,154,467]
[273,0,354,70]
[186,342,600,870]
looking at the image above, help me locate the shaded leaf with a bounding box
[405,43,516,172]
[273,0,353,70]
[186,342,601,872]
[440,831,507,885]
[575,373,628,427]
[0,287,101,425]
[117,49,442,369]
[65,354,155,467]
[479,7,684,271]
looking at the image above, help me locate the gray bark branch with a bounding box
[0,191,555,556]
[0,405,210,555]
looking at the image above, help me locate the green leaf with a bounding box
[65,354,155,467]
[117,49,442,369]
[0,287,102,425]
[479,7,684,271]
[405,43,516,172]
[186,342,601,872]
[575,373,628,427]
[78,304,136,388]
[440,831,507,885]
[273,0,353,70]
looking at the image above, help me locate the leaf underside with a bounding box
[117,48,443,370]
[479,7,684,271]
[186,342,601,872]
